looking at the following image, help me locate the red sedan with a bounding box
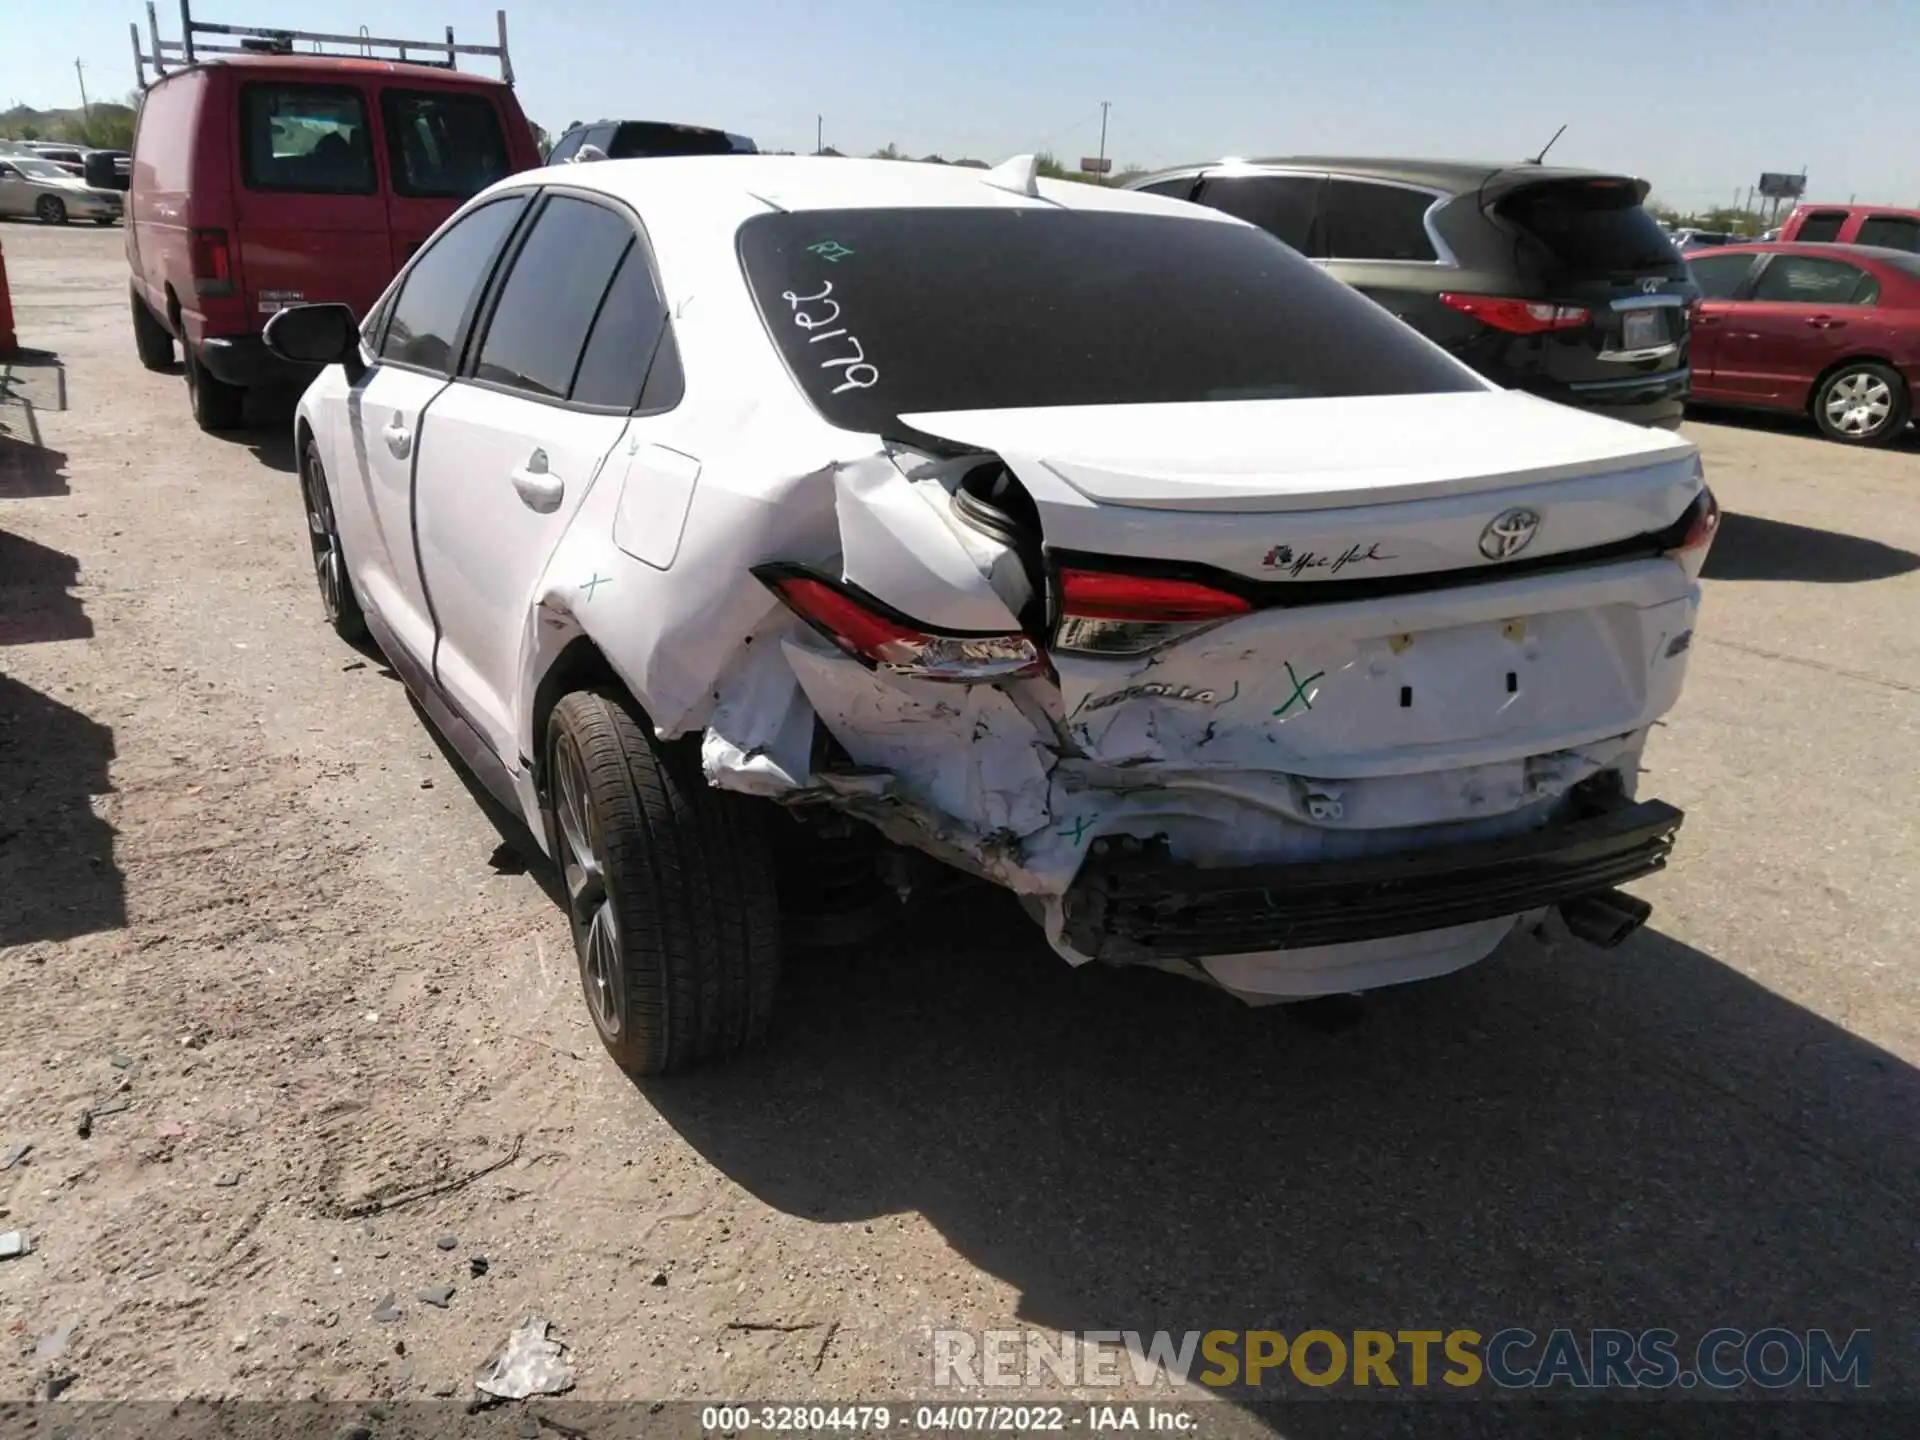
[1685,242,1920,446]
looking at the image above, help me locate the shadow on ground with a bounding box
[0,668,123,946]
[0,431,69,498]
[1688,404,1920,452]
[0,528,91,644]
[1703,511,1920,584]
[641,891,1914,1426]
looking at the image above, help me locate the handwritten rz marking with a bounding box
[1273,661,1324,717]
[1262,542,1396,578]
[781,280,878,395]
[806,240,856,263]
[579,573,610,602]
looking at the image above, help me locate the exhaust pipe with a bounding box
[1558,888,1653,950]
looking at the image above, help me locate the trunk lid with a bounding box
[902,389,1700,580]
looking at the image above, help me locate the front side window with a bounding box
[1322,179,1440,262]
[1793,211,1847,243]
[1686,252,1756,300]
[1194,173,1324,253]
[737,206,1480,437]
[240,83,374,194]
[380,194,528,374]
[473,195,635,400]
[1753,256,1879,306]
[381,90,510,200]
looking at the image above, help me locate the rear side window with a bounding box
[570,245,675,409]
[1497,180,1678,272]
[1686,252,1755,300]
[381,90,510,200]
[1855,215,1920,253]
[1793,211,1847,243]
[1753,256,1879,306]
[1134,176,1197,201]
[240,83,374,195]
[1194,173,1324,253]
[474,196,635,400]
[381,194,527,373]
[1323,179,1439,261]
[736,207,1480,436]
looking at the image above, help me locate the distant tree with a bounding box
[18,122,40,140]
[1032,150,1069,180]
[868,142,903,160]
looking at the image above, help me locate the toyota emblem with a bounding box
[1480,508,1541,560]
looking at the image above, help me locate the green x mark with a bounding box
[1273,661,1325,718]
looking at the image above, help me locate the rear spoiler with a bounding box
[132,0,513,88]
[1478,169,1653,209]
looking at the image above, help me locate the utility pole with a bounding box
[74,58,92,142]
[816,115,822,156]
[1096,99,1110,180]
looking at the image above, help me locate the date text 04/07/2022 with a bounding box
[697,1403,1198,1432]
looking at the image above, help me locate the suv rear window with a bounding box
[736,207,1480,436]
[382,90,510,199]
[1497,179,1678,273]
[608,122,740,159]
[240,83,374,194]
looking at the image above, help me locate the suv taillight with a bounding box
[756,565,1046,683]
[1053,567,1251,657]
[190,228,232,297]
[1440,293,1589,334]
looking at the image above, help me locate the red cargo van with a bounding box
[126,13,538,430]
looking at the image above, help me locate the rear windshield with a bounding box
[609,122,741,159]
[240,82,374,194]
[382,90,510,199]
[1497,180,1679,272]
[736,207,1480,436]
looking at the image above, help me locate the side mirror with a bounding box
[263,303,366,383]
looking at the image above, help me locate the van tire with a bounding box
[35,195,67,225]
[185,347,245,432]
[131,294,175,371]
[545,689,782,1076]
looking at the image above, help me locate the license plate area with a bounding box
[1620,309,1666,349]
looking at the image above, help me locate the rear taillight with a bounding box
[1054,567,1251,657]
[190,227,232,296]
[1665,486,1719,577]
[1440,293,1589,334]
[756,566,1046,683]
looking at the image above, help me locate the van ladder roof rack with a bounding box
[132,0,513,89]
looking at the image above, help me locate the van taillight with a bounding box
[190,228,232,296]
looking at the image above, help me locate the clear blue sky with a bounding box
[10,0,1917,210]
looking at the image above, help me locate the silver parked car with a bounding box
[0,155,124,225]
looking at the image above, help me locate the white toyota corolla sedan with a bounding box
[266,153,1718,1075]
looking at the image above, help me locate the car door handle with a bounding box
[1696,314,1724,326]
[1805,315,1845,329]
[510,450,564,512]
[382,416,412,457]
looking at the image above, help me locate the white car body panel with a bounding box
[291,156,1710,1004]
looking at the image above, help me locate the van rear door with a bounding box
[377,85,517,270]
[231,75,392,326]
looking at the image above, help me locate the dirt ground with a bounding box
[2,219,1917,1431]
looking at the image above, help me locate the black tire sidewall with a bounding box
[1815,362,1910,446]
[131,295,173,370]
[185,347,244,431]
[37,196,66,225]
[300,438,367,640]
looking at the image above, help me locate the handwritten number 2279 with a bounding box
[781,281,879,395]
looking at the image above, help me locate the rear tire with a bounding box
[35,195,67,225]
[185,346,245,432]
[1812,360,1910,446]
[92,216,117,227]
[131,294,174,371]
[299,435,367,642]
[546,690,782,1076]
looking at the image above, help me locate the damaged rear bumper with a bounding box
[1059,790,1682,964]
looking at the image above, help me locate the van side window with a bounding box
[381,90,510,200]
[380,195,528,375]
[240,83,375,195]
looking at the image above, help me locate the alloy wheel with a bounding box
[301,445,345,621]
[553,730,623,1039]
[1823,371,1893,438]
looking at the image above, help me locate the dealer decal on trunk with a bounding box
[1262,542,1396,577]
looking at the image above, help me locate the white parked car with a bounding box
[0,155,123,225]
[267,154,1718,1074]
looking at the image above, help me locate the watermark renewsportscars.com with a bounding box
[932,1327,1872,1393]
